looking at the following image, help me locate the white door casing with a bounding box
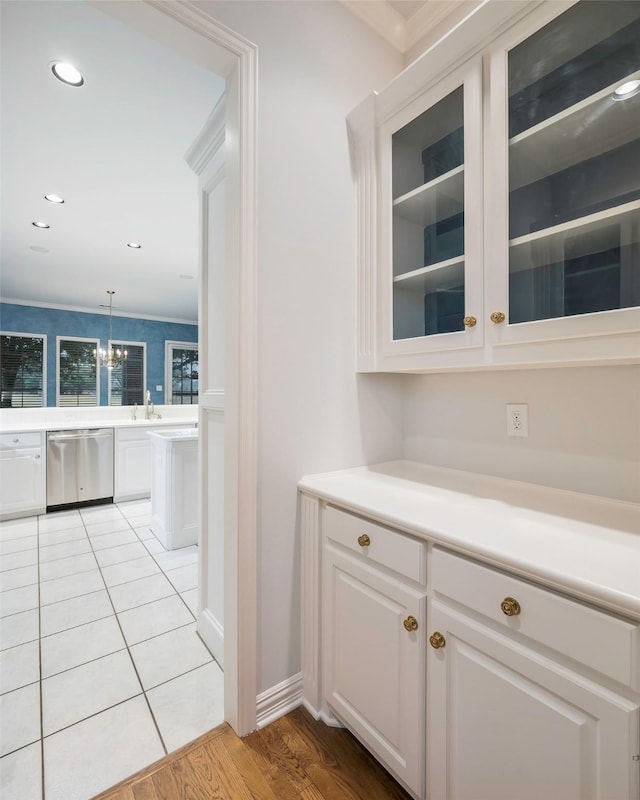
[146,0,259,736]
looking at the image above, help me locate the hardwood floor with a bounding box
[93,707,412,800]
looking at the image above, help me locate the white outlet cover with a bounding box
[155,385,163,391]
[506,403,529,437]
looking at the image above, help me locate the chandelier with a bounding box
[94,290,127,370]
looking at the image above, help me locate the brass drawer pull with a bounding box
[501,596,521,617]
[490,311,506,324]
[429,631,446,649]
[403,616,419,632]
[357,534,370,547]
[463,315,477,328]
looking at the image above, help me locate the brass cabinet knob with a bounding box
[501,597,521,616]
[357,534,371,547]
[429,631,446,649]
[403,616,419,632]
[463,315,477,328]
[490,311,506,324]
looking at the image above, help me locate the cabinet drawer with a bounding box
[432,547,640,690]
[0,432,43,449]
[324,505,426,584]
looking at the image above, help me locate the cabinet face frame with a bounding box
[378,56,485,366]
[484,1,640,352]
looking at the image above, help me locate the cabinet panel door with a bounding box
[485,1,640,352]
[0,447,45,517]
[428,601,640,800]
[114,437,151,500]
[323,544,426,797]
[378,56,484,367]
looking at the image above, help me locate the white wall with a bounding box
[196,1,405,693]
[403,365,640,503]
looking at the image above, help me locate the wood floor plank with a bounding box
[287,709,411,800]
[198,733,256,800]
[241,718,312,799]
[220,725,281,800]
[131,780,158,800]
[299,784,326,800]
[94,707,412,800]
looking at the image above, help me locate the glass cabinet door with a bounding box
[392,87,465,340]
[382,57,483,359]
[507,0,640,325]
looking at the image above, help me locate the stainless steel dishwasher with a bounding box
[46,429,114,510]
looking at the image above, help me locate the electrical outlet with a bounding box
[506,403,529,437]
[155,385,163,392]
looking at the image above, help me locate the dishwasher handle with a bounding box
[47,429,114,442]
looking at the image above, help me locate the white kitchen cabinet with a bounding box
[428,548,640,800]
[148,428,198,550]
[114,424,191,502]
[322,506,427,798]
[349,0,640,372]
[0,431,46,520]
[299,462,640,800]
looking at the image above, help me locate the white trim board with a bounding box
[256,673,304,730]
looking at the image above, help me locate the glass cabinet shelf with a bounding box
[509,68,640,192]
[393,165,464,228]
[393,255,464,293]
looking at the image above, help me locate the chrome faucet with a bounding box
[144,390,161,420]
[144,389,151,419]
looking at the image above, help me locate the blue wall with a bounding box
[0,302,197,407]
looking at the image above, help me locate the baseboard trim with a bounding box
[197,607,224,668]
[256,672,303,729]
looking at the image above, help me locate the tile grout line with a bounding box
[3,503,211,800]
[36,514,45,800]
[84,508,170,758]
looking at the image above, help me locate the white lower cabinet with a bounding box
[114,425,190,502]
[0,432,45,520]
[428,601,639,800]
[308,498,640,800]
[322,506,427,798]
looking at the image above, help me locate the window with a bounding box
[109,342,145,406]
[57,337,99,407]
[0,333,46,408]
[165,342,198,404]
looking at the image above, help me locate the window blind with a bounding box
[110,344,144,406]
[0,334,45,408]
[58,339,98,407]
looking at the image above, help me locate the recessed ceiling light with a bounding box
[51,62,84,87]
[126,242,142,249]
[32,221,50,229]
[44,193,65,204]
[613,79,640,100]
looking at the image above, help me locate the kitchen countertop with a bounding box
[0,414,197,434]
[299,460,640,621]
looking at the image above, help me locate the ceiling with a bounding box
[0,0,224,324]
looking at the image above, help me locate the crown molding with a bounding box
[0,297,197,326]
[341,0,468,53]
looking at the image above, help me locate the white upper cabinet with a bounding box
[349,0,640,372]
[380,58,483,362]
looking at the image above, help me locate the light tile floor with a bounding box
[0,500,224,800]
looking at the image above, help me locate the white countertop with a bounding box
[0,408,197,434]
[299,460,640,620]
[148,427,198,441]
